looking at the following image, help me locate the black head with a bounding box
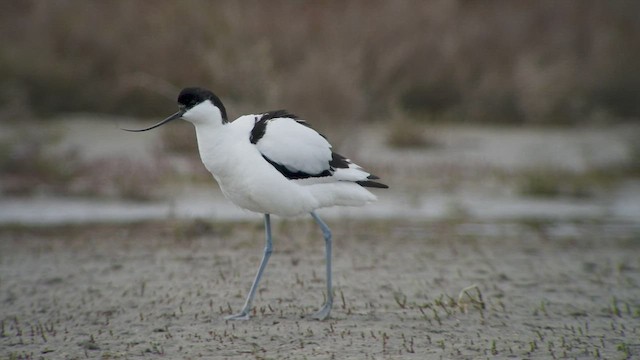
[178,87,228,122]
[121,87,228,132]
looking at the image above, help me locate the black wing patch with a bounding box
[329,153,350,169]
[262,155,331,180]
[263,152,350,180]
[250,116,268,144]
[262,151,389,188]
[250,110,307,144]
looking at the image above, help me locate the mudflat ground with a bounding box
[1,218,639,359]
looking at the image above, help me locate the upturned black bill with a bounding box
[121,110,184,132]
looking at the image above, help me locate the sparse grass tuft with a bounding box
[617,342,631,359]
[457,284,485,313]
[610,297,621,317]
[393,291,408,309]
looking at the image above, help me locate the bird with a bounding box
[123,87,388,320]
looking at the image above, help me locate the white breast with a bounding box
[193,119,321,216]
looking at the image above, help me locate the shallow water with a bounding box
[1,182,638,225]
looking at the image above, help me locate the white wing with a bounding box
[253,115,333,176]
[248,111,386,188]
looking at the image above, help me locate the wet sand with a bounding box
[1,219,638,359]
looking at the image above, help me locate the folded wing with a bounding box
[251,111,387,188]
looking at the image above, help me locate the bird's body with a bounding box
[124,87,387,320]
[193,112,379,216]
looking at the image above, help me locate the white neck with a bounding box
[182,100,226,127]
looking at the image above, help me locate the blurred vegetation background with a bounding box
[1,0,639,126]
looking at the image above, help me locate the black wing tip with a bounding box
[356,180,389,189]
[330,152,351,169]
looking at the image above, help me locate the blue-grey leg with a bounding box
[310,211,333,320]
[225,214,273,320]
